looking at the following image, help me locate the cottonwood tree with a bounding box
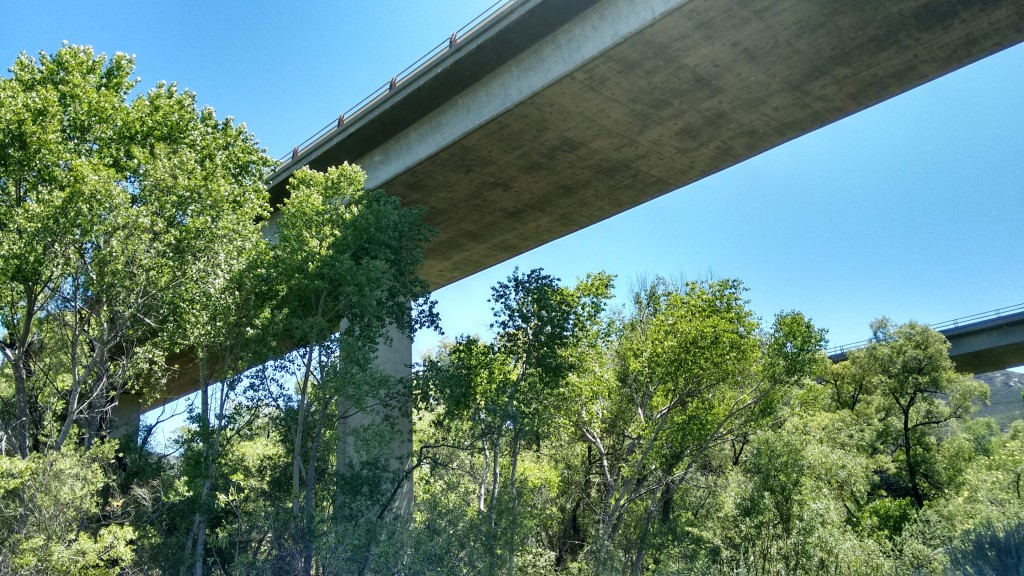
[840,319,988,509]
[409,278,1023,575]
[0,44,272,575]
[722,413,888,575]
[0,45,272,457]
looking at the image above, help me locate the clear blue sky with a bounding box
[4,1,1023,363]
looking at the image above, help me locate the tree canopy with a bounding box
[2,45,1022,576]
[0,44,273,456]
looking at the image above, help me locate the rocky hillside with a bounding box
[974,369,1024,429]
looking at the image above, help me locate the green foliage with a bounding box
[414,276,837,575]
[417,269,614,575]
[862,497,917,539]
[839,320,989,508]
[0,44,272,456]
[412,294,1024,575]
[253,162,438,575]
[1,45,443,576]
[575,279,827,574]
[0,446,134,575]
[273,163,437,351]
[4,47,1021,572]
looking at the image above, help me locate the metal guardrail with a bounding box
[273,0,518,166]
[827,302,1024,356]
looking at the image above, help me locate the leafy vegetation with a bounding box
[410,279,1019,576]
[2,45,1022,575]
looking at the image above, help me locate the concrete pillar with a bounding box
[336,324,415,518]
[109,392,142,444]
[378,324,414,517]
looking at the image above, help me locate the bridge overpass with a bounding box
[267,0,1023,290]
[125,0,1024,425]
[828,305,1024,374]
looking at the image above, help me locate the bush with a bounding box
[0,446,134,575]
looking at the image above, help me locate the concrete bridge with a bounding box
[125,0,1024,425]
[829,307,1024,374]
[268,0,1024,290]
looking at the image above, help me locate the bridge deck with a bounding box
[828,311,1024,374]
[268,0,1024,290]
[145,0,1024,410]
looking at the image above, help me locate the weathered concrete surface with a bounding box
[828,311,1024,374]
[269,0,1024,290]
[110,393,142,441]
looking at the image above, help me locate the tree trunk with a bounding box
[84,352,110,450]
[8,288,38,458]
[478,441,490,514]
[191,356,212,576]
[293,345,315,522]
[902,408,925,509]
[302,397,330,576]
[188,354,231,576]
[9,353,30,458]
[630,492,659,576]
[486,432,502,576]
[555,446,591,569]
[55,377,83,451]
[507,428,522,575]
[334,397,352,521]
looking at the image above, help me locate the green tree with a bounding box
[265,163,437,575]
[0,445,135,575]
[577,279,825,574]
[841,319,988,508]
[414,276,827,575]
[1,44,273,576]
[719,412,890,575]
[417,269,613,575]
[0,45,272,458]
[995,420,1024,501]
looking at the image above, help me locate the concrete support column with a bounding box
[110,392,142,444]
[378,324,415,518]
[335,324,415,518]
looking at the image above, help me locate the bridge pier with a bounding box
[110,392,142,444]
[336,324,415,518]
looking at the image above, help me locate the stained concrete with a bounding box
[944,312,1024,374]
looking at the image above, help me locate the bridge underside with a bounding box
[945,313,1024,374]
[142,0,1022,413]
[828,312,1024,375]
[270,0,1023,290]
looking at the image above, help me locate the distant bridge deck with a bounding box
[828,305,1024,374]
